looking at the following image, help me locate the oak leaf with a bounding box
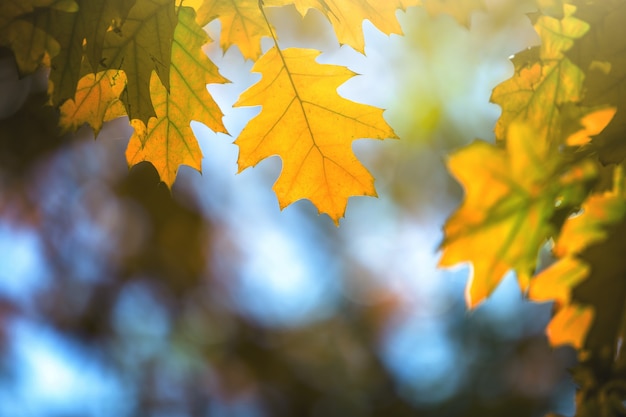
[235,47,396,224]
[126,6,228,187]
[491,4,589,145]
[98,0,177,124]
[46,0,137,106]
[58,69,127,135]
[439,121,596,307]
[273,0,420,53]
[188,0,272,60]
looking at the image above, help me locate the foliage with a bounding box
[1,0,626,416]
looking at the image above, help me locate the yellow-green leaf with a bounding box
[235,47,396,224]
[491,4,589,144]
[439,121,596,307]
[126,6,228,186]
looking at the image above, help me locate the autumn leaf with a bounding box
[491,4,589,145]
[546,304,594,349]
[126,6,227,187]
[0,0,76,74]
[439,121,596,307]
[188,0,272,60]
[272,0,419,53]
[46,0,137,106]
[235,47,396,224]
[556,167,626,258]
[99,0,177,124]
[58,69,127,135]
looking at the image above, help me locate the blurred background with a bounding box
[0,1,580,416]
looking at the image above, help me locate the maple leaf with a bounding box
[58,69,127,135]
[98,0,177,124]
[235,46,396,224]
[439,121,596,307]
[491,4,589,145]
[126,6,228,187]
[46,0,137,106]
[272,0,420,53]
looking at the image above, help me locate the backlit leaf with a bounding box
[126,6,228,186]
[235,47,396,224]
[546,304,594,349]
[491,4,589,144]
[58,69,127,135]
[273,0,420,53]
[99,0,177,124]
[439,121,596,307]
[189,0,271,60]
[47,0,137,106]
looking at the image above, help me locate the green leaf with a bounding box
[47,0,137,106]
[99,0,177,124]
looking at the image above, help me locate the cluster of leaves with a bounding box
[0,0,489,225]
[3,0,626,415]
[438,1,626,415]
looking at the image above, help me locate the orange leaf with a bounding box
[529,257,589,305]
[126,6,228,186]
[546,304,594,349]
[235,47,396,224]
[565,107,616,146]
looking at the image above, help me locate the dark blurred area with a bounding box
[0,6,582,416]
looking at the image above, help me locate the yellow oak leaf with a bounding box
[189,0,272,59]
[59,70,127,135]
[235,47,396,224]
[491,4,589,144]
[126,6,228,186]
[439,121,596,307]
[271,0,419,53]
